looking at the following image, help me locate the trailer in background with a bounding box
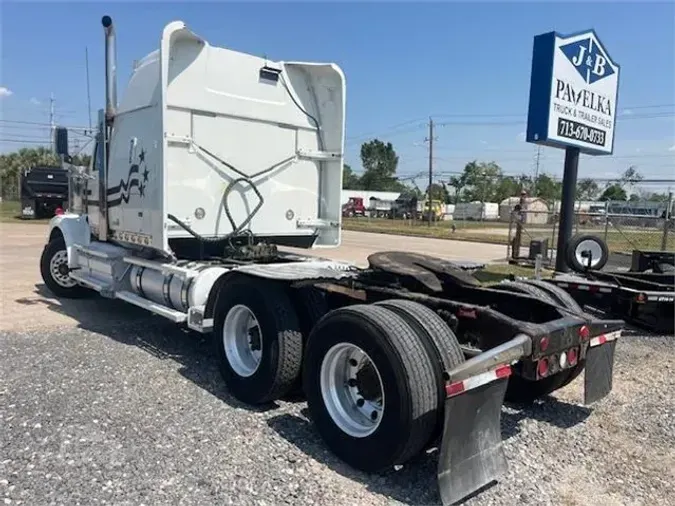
[546,243,674,334]
[455,201,499,221]
[20,165,69,219]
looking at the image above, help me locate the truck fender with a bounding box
[46,213,91,268]
[203,270,240,322]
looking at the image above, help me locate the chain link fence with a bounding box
[340,195,674,259]
[507,196,674,261]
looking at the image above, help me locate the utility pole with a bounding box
[86,47,93,131]
[425,117,434,227]
[533,145,541,194]
[49,92,55,151]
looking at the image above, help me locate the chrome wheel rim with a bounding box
[222,304,263,377]
[320,343,385,438]
[49,250,76,288]
[575,239,603,268]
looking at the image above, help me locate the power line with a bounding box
[431,103,675,119]
[0,119,91,130]
[346,108,675,143]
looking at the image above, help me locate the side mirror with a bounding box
[53,127,69,157]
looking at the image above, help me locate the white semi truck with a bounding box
[41,16,624,505]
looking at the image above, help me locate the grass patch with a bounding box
[474,262,553,284]
[0,200,52,224]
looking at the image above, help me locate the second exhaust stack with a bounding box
[102,15,117,121]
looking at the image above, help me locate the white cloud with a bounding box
[0,86,13,98]
[480,140,488,145]
[517,131,526,141]
[622,109,633,115]
[635,148,642,153]
[29,97,41,106]
[669,144,675,152]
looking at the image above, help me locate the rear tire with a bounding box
[303,304,438,472]
[497,282,586,404]
[492,280,556,302]
[213,275,303,405]
[285,286,330,399]
[520,279,585,315]
[374,299,464,444]
[39,237,91,298]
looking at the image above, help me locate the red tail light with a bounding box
[567,348,578,366]
[539,336,550,352]
[537,358,549,378]
[579,325,590,340]
[55,207,64,216]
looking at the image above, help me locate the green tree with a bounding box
[447,174,467,204]
[494,176,521,202]
[460,160,503,202]
[620,166,643,186]
[533,173,562,202]
[599,184,627,201]
[342,163,361,190]
[647,192,671,202]
[577,178,600,200]
[425,182,450,203]
[358,139,401,191]
[0,147,92,199]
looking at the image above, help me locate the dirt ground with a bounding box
[0,223,506,332]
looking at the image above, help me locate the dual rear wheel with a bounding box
[212,275,464,471]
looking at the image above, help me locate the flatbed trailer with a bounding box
[547,270,674,334]
[39,16,624,505]
[545,247,674,334]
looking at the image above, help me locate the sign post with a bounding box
[525,30,620,272]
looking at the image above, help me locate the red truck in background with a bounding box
[342,196,366,217]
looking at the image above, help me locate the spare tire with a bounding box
[566,234,609,273]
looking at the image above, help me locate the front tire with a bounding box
[39,237,91,298]
[303,304,438,472]
[213,275,303,405]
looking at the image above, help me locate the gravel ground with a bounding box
[1,315,674,506]
[1,223,674,505]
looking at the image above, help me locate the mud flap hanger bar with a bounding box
[437,334,531,506]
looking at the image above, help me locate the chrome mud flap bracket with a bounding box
[584,330,620,405]
[437,378,509,506]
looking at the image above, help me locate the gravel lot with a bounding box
[1,222,674,505]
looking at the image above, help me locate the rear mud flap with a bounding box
[584,340,617,405]
[437,378,508,506]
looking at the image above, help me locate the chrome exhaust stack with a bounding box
[102,15,117,121]
[99,15,116,241]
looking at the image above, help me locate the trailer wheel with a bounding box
[303,304,438,472]
[39,237,91,298]
[566,234,609,273]
[213,275,303,405]
[520,279,584,315]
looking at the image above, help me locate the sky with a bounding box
[1,1,674,192]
